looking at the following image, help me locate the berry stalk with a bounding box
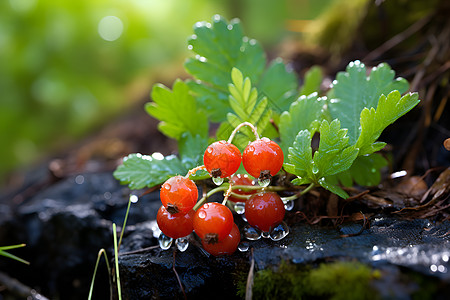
[227,121,259,144]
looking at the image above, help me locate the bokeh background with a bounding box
[0,0,333,183]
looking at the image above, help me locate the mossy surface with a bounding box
[237,260,379,300]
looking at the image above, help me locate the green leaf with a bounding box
[328,61,409,144]
[356,91,420,155]
[285,129,313,179]
[257,58,299,114]
[224,68,273,149]
[185,15,297,122]
[279,93,326,154]
[179,132,208,170]
[145,79,208,140]
[313,120,359,177]
[285,120,358,198]
[299,66,323,96]
[113,153,187,190]
[330,153,388,187]
[318,177,349,199]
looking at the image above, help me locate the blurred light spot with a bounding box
[430,264,437,272]
[390,170,407,179]
[98,16,123,41]
[75,175,85,185]
[130,194,139,203]
[152,152,164,160]
[9,0,36,13]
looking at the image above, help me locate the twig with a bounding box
[0,271,49,300]
[245,248,255,300]
[339,213,368,238]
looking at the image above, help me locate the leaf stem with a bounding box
[88,249,112,300]
[112,224,122,300]
[193,185,229,210]
[281,183,316,201]
[227,122,259,144]
[117,195,133,250]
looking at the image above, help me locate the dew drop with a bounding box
[158,233,173,250]
[243,224,261,240]
[241,214,247,222]
[175,236,189,252]
[151,221,161,238]
[261,231,270,239]
[238,241,249,252]
[283,200,294,211]
[258,178,270,187]
[212,177,224,186]
[269,222,290,241]
[312,166,319,175]
[234,202,245,214]
[129,194,139,203]
[198,211,207,219]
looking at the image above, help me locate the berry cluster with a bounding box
[156,124,288,256]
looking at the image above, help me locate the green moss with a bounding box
[238,260,379,300]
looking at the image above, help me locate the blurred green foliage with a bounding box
[0,0,330,179]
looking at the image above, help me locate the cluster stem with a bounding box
[227,122,259,144]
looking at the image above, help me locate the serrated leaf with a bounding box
[285,130,313,179]
[299,66,323,96]
[313,120,359,177]
[318,177,349,199]
[279,93,326,154]
[185,15,297,122]
[113,153,187,190]
[328,61,409,144]
[356,91,420,155]
[146,80,208,140]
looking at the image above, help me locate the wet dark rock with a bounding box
[0,172,160,299]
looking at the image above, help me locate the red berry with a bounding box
[203,140,241,178]
[242,137,284,180]
[194,202,233,244]
[160,176,198,214]
[202,223,240,256]
[245,192,285,232]
[156,205,194,239]
[228,174,257,203]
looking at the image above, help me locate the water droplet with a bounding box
[75,175,84,185]
[234,202,245,214]
[261,231,270,239]
[238,241,249,252]
[258,178,270,187]
[150,221,161,238]
[241,215,247,222]
[312,166,319,174]
[198,211,207,219]
[187,45,193,50]
[158,233,173,250]
[269,222,290,241]
[283,200,294,211]
[212,177,224,186]
[175,237,189,252]
[243,225,261,240]
[129,194,139,203]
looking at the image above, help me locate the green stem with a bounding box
[113,224,122,300]
[227,122,259,144]
[193,185,229,210]
[117,195,133,250]
[281,183,316,201]
[88,249,112,300]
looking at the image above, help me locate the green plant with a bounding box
[0,243,29,265]
[114,15,419,199]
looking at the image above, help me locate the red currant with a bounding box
[242,137,284,180]
[228,174,257,203]
[193,202,233,244]
[202,223,240,256]
[203,140,241,178]
[156,205,194,239]
[160,176,198,214]
[245,192,285,232]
